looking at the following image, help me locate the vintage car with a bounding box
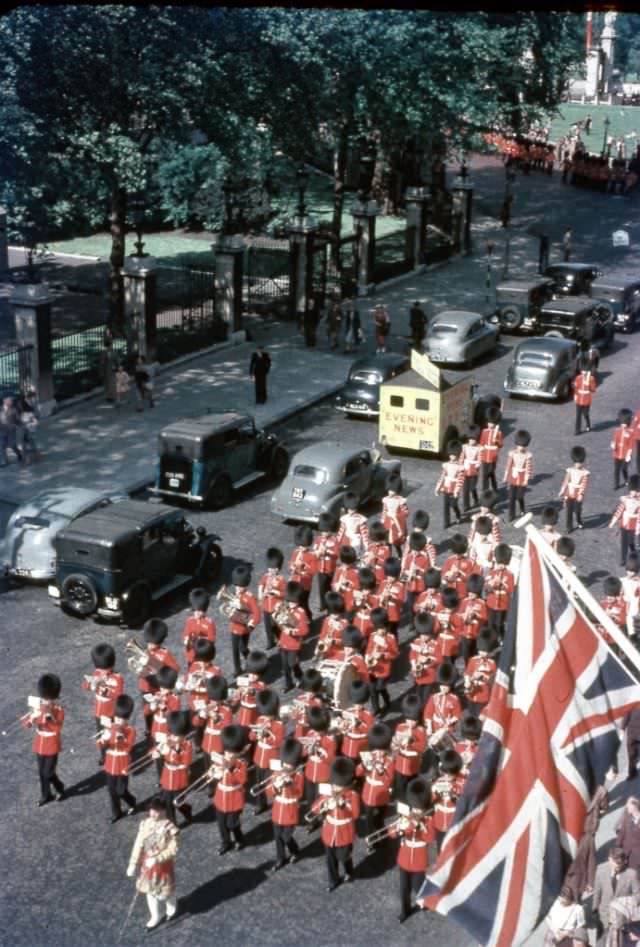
[490,278,555,332]
[537,296,614,348]
[590,274,640,333]
[150,411,289,509]
[423,310,499,366]
[270,442,401,523]
[544,263,601,298]
[503,337,579,400]
[335,353,410,417]
[48,499,222,627]
[0,487,128,581]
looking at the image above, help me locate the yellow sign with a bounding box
[410,350,442,389]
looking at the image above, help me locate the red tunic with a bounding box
[233,678,266,728]
[82,669,124,719]
[199,702,234,756]
[29,703,64,756]
[213,757,248,813]
[560,466,590,503]
[373,578,405,624]
[276,605,310,652]
[364,541,392,585]
[485,565,515,612]
[312,534,340,576]
[180,660,222,712]
[291,694,326,740]
[250,716,285,769]
[434,606,463,658]
[331,564,360,613]
[611,426,634,462]
[382,494,409,546]
[100,723,136,776]
[345,653,371,684]
[258,570,287,614]
[365,630,399,680]
[138,645,180,699]
[503,449,533,487]
[464,655,496,705]
[423,692,462,737]
[610,495,640,533]
[441,554,481,599]
[316,615,348,661]
[352,591,376,637]
[436,460,464,497]
[341,706,375,759]
[303,732,337,784]
[409,636,442,686]
[400,549,431,594]
[461,443,482,477]
[159,738,193,792]
[314,788,361,847]
[457,595,489,641]
[479,424,504,464]
[414,588,443,615]
[229,589,260,637]
[288,546,318,592]
[392,721,427,777]
[433,773,466,832]
[149,691,181,742]
[182,614,216,663]
[357,750,394,806]
[455,738,479,777]
[391,815,436,872]
[572,371,596,406]
[598,595,628,646]
[268,769,305,826]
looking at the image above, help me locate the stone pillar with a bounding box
[287,214,318,320]
[404,186,429,268]
[121,254,157,363]
[601,12,617,96]
[212,235,245,333]
[0,206,8,275]
[585,49,602,101]
[11,283,56,416]
[351,199,378,295]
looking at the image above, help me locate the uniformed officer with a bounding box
[311,756,360,891]
[257,547,286,650]
[609,475,640,566]
[503,430,533,521]
[435,440,464,528]
[389,776,436,922]
[573,357,597,435]
[82,643,124,763]
[213,724,250,855]
[479,407,504,492]
[268,737,305,871]
[23,673,66,806]
[559,445,589,532]
[611,409,634,489]
[226,565,260,678]
[181,588,216,664]
[382,471,409,555]
[97,693,137,823]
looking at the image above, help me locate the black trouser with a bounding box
[538,248,549,274]
[263,612,277,650]
[442,493,461,528]
[192,720,205,752]
[463,476,479,511]
[508,484,526,520]
[95,716,106,764]
[325,844,354,886]
[614,458,630,489]
[143,710,153,737]
[231,635,250,676]
[481,462,497,492]
[106,773,136,818]
[304,778,320,810]
[254,375,267,405]
[405,590,418,618]
[370,677,390,716]
[565,498,583,531]
[488,608,507,638]
[399,868,424,917]
[37,754,64,801]
[621,529,637,567]
[575,404,591,434]
[280,649,302,689]
[273,824,300,863]
[216,809,243,846]
[253,765,270,813]
[466,700,486,717]
[393,770,417,801]
[627,734,640,780]
[163,788,191,826]
[364,802,387,840]
[459,637,476,665]
[317,573,333,611]
[415,681,435,707]
[300,587,311,619]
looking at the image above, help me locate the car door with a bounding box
[466,320,483,362]
[141,518,181,590]
[343,452,371,500]
[232,419,258,479]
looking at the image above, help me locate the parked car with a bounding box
[590,273,640,333]
[335,353,410,417]
[537,296,614,349]
[150,411,289,509]
[423,310,499,366]
[0,487,128,581]
[270,442,401,523]
[490,278,555,332]
[48,499,222,627]
[544,263,601,298]
[503,337,579,400]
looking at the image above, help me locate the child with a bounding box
[115,363,131,406]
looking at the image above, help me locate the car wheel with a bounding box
[123,584,151,629]
[269,447,289,482]
[558,381,571,401]
[544,330,565,339]
[208,475,232,510]
[500,305,523,331]
[61,573,98,617]
[198,542,223,584]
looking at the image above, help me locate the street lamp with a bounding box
[502,160,517,277]
[128,194,148,258]
[296,163,309,218]
[451,161,474,256]
[602,116,611,156]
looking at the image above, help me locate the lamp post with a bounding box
[602,116,611,157]
[502,160,517,278]
[128,194,148,258]
[451,161,474,256]
[485,239,495,306]
[296,163,309,218]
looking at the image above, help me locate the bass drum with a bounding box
[317,659,358,710]
[508,544,524,583]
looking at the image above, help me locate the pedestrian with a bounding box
[585,113,592,135]
[249,345,271,405]
[326,295,342,351]
[134,354,154,411]
[500,194,513,228]
[373,303,391,354]
[622,704,640,783]
[303,295,319,348]
[573,358,597,434]
[100,340,117,403]
[126,796,180,931]
[612,410,634,489]
[616,797,640,872]
[562,227,573,262]
[542,886,588,946]
[0,395,22,465]
[17,386,39,463]
[538,233,550,274]
[409,301,427,352]
[114,363,130,407]
[563,783,609,904]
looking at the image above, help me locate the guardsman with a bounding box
[82,643,124,762]
[231,650,268,727]
[147,666,181,777]
[23,673,65,806]
[155,710,193,827]
[598,576,628,648]
[468,515,496,573]
[138,619,180,738]
[339,680,375,761]
[352,567,377,638]
[126,797,179,931]
[257,547,286,650]
[414,567,443,617]
[468,489,502,544]
[340,625,371,684]
[312,514,340,611]
[485,543,515,637]
[423,662,462,748]
[267,737,305,871]
[458,573,489,664]
[409,611,442,705]
[357,722,395,842]
[178,638,222,751]
[539,505,562,549]
[331,545,360,616]
[389,776,436,923]
[291,669,327,740]
[303,705,337,813]
[573,357,597,435]
[401,510,437,567]
[363,520,393,586]
[633,408,640,476]
[455,712,482,777]
[226,565,260,678]
[197,676,233,780]
[461,425,482,511]
[434,587,463,661]
[612,409,634,489]
[181,587,216,665]
[556,536,577,574]
[392,694,428,798]
[401,532,430,615]
[435,439,464,529]
[479,406,504,492]
[315,592,348,662]
[97,693,137,823]
[311,756,360,892]
[432,749,466,849]
[336,492,370,559]
[374,556,405,638]
[249,688,285,815]
[382,471,409,555]
[503,429,533,521]
[441,533,481,599]
[366,608,399,716]
[560,445,589,532]
[213,724,249,855]
[463,629,497,716]
[276,581,310,692]
[621,554,640,639]
[288,525,318,617]
[609,475,640,566]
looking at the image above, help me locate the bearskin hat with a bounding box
[570,445,586,464]
[412,510,430,531]
[541,506,559,526]
[556,536,575,558]
[330,756,356,787]
[446,439,462,457]
[221,724,247,754]
[294,525,314,548]
[167,710,190,738]
[402,693,423,721]
[384,557,401,578]
[301,668,323,693]
[189,587,210,611]
[194,638,216,662]
[37,673,61,700]
[441,587,460,610]
[280,737,303,768]
[325,591,345,615]
[285,580,304,605]
[369,520,387,543]
[515,429,531,447]
[307,705,330,732]
[604,576,622,598]
[246,651,269,675]
[451,533,468,555]
[474,515,492,537]
[368,722,392,750]
[409,531,427,551]
[144,618,168,645]
[494,543,512,565]
[370,607,389,629]
[440,749,463,774]
[466,573,484,596]
[339,545,357,565]
[486,406,502,425]
[414,611,436,635]
[342,625,364,651]
[256,688,280,717]
[424,568,441,589]
[156,665,178,690]
[266,547,284,569]
[437,661,457,687]
[343,492,359,511]
[461,713,482,741]
[114,694,134,720]
[358,567,376,590]
[206,675,228,701]
[349,680,370,704]
[406,776,432,810]
[232,564,251,588]
[91,643,116,670]
[317,513,336,534]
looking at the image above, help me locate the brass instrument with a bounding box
[272,602,296,630]
[92,714,114,741]
[391,731,414,752]
[427,722,456,752]
[229,675,255,704]
[352,588,369,609]
[333,573,354,595]
[289,546,310,579]
[216,585,250,624]
[360,750,389,776]
[83,674,112,697]
[433,777,459,804]
[249,762,305,798]
[299,734,322,753]
[365,642,385,669]
[173,752,227,806]
[463,668,491,695]
[304,786,349,822]
[249,721,275,740]
[177,670,207,694]
[128,745,160,776]
[125,638,165,679]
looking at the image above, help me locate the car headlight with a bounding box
[48,585,60,598]
[104,596,120,610]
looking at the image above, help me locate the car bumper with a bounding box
[503,381,557,399]
[335,401,378,417]
[149,486,204,503]
[270,499,319,522]
[9,567,54,581]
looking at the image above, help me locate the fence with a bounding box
[0,344,33,399]
[155,263,226,363]
[373,230,412,283]
[244,237,290,315]
[52,325,126,401]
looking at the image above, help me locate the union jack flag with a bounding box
[419,534,639,947]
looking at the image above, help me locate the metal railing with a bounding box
[52,325,126,401]
[0,344,34,399]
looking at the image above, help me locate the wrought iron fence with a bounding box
[0,344,34,399]
[244,237,290,314]
[373,230,412,283]
[52,325,126,401]
[155,264,226,363]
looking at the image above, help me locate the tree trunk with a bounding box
[331,118,349,265]
[109,186,126,336]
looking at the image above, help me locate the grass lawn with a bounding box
[545,102,640,152]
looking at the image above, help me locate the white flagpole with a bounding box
[515,514,640,679]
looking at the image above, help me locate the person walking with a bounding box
[126,797,180,931]
[326,295,342,351]
[249,345,271,405]
[343,297,362,354]
[409,301,427,352]
[17,386,39,463]
[0,395,22,465]
[538,233,550,274]
[373,304,391,354]
[134,355,154,412]
[100,341,117,403]
[114,363,131,407]
[303,296,319,348]
[562,227,573,262]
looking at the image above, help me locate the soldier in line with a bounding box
[22,673,66,807]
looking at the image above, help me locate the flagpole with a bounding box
[515,515,640,679]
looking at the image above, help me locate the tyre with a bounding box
[122,584,151,628]
[500,305,523,331]
[544,330,564,339]
[61,573,98,616]
[269,447,290,482]
[198,542,223,583]
[557,381,571,401]
[208,475,232,510]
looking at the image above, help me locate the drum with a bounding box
[508,544,524,583]
[317,659,357,710]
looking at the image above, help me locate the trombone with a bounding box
[128,734,167,776]
[174,753,226,806]
[249,762,305,798]
[303,786,348,822]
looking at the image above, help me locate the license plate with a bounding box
[292,487,305,500]
[169,478,180,488]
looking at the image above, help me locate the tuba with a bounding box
[216,585,249,625]
[272,602,296,630]
[125,638,151,675]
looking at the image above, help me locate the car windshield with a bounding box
[431,324,459,335]
[516,351,554,366]
[350,371,382,385]
[293,465,327,485]
[13,515,50,529]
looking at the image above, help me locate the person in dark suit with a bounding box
[622,706,640,781]
[617,797,640,871]
[591,848,639,945]
[249,346,271,405]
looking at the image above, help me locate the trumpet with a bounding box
[92,715,114,741]
[249,763,305,798]
[463,670,490,694]
[360,750,389,776]
[250,721,275,740]
[391,731,414,752]
[304,787,349,822]
[298,734,322,753]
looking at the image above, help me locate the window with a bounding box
[344,458,362,479]
[415,398,430,411]
[390,395,404,407]
[293,465,327,485]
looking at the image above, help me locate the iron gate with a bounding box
[244,237,290,314]
[0,344,34,399]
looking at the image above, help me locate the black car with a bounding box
[537,296,614,349]
[335,353,410,417]
[48,499,222,627]
[590,274,640,334]
[544,263,601,298]
[491,278,555,332]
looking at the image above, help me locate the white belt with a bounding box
[217,783,241,792]
[164,762,186,771]
[404,840,427,848]
[205,727,222,734]
[399,750,419,758]
[274,796,298,805]
[367,778,387,787]
[36,730,56,737]
[346,731,365,740]
[108,750,129,757]
[327,816,351,826]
